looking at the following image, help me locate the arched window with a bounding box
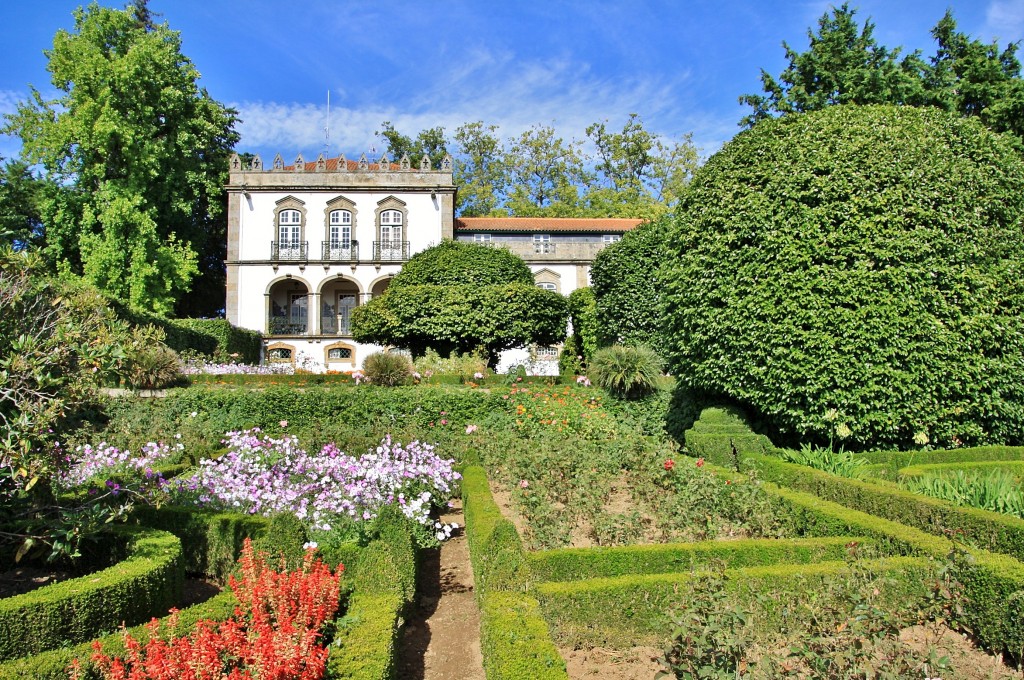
[329,210,353,247]
[536,282,557,292]
[375,197,408,261]
[273,198,306,260]
[380,210,403,242]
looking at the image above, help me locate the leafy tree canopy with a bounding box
[389,239,533,290]
[382,115,699,219]
[352,240,566,364]
[740,3,1024,141]
[3,1,239,315]
[590,218,666,350]
[0,158,45,250]
[376,121,450,170]
[662,105,1024,451]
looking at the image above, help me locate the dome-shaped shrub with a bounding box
[661,105,1024,450]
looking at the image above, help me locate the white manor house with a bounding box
[225,151,641,372]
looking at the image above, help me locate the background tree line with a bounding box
[1,1,1022,318]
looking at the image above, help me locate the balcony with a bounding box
[321,314,353,336]
[322,240,359,263]
[268,317,307,335]
[373,240,410,261]
[270,241,308,261]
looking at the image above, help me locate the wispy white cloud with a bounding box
[233,48,695,162]
[984,0,1024,42]
[0,90,27,160]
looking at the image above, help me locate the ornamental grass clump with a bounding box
[589,344,663,400]
[362,351,413,386]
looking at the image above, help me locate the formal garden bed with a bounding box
[2,376,1024,678]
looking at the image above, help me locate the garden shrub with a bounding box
[461,464,569,679]
[362,351,413,386]
[565,286,598,365]
[0,526,183,661]
[661,104,1024,450]
[387,238,533,289]
[589,344,663,400]
[172,318,261,363]
[590,217,666,349]
[0,591,240,680]
[535,556,930,649]
[131,505,271,581]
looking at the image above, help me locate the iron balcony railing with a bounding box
[373,240,410,261]
[320,314,353,336]
[321,240,359,262]
[270,241,308,261]
[267,317,307,335]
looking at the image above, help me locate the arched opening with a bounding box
[267,278,311,335]
[319,277,362,336]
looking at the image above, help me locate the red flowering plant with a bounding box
[73,538,343,680]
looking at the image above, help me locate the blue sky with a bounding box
[1,1,1021,164]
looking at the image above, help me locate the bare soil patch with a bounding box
[561,646,664,679]
[898,624,1024,680]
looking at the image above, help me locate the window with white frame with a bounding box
[602,234,622,244]
[474,233,491,243]
[533,234,553,254]
[536,282,557,292]
[534,345,559,361]
[380,210,403,243]
[329,210,352,247]
[278,209,301,250]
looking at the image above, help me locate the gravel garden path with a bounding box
[397,500,485,680]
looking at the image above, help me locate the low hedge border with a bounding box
[461,465,567,679]
[685,407,1024,562]
[2,511,340,678]
[895,460,1024,479]
[0,589,238,680]
[529,536,873,583]
[324,506,419,680]
[683,406,1024,658]
[0,526,183,662]
[131,505,272,582]
[535,556,931,649]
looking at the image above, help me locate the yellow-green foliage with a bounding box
[326,592,403,680]
[0,527,183,661]
[480,591,567,680]
[535,557,931,649]
[132,505,271,581]
[529,537,871,583]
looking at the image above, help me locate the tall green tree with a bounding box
[0,158,46,250]
[739,3,926,127]
[504,124,592,216]
[376,121,449,169]
[584,114,699,218]
[924,11,1024,140]
[451,121,506,216]
[352,240,566,365]
[3,1,239,315]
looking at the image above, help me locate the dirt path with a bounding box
[397,501,486,680]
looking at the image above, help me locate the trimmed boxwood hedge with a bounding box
[662,104,1024,450]
[682,406,1024,657]
[0,526,183,662]
[461,465,567,679]
[529,536,871,583]
[535,556,931,649]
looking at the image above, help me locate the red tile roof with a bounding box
[454,217,642,233]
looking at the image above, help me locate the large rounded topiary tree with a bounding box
[353,240,567,365]
[661,105,1024,450]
